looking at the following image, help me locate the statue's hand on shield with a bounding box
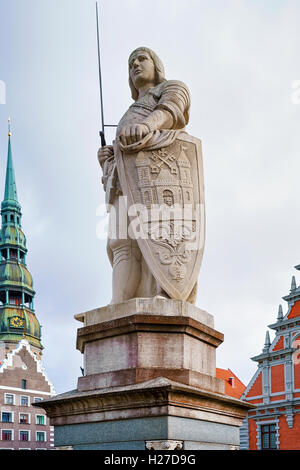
[118,124,150,147]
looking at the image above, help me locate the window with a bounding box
[36,415,45,425]
[1,412,12,423]
[19,414,30,424]
[4,394,14,405]
[20,396,29,406]
[34,397,42,403]
[2,430,12,441]
[261,424,277,450]
[10,250,17,259]
[21,379,27,390]
[19,431,29,442]
[36,432,46,442]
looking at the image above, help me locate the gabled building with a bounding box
[240,265,300,450]
[0,339,55,450]
[0,125,56,450]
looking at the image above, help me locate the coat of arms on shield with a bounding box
[115,132,205,301]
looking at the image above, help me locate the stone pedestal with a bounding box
[38,298,253,450]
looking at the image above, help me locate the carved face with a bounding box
[129,51,156,90]
[163,190,174,206]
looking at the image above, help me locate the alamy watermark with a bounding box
[96,196,205,252]
[0,80,6,104]
[291,80,300,104]
[293,338,300,365]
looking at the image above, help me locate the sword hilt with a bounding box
[100,130,106,147]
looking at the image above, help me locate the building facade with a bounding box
[0,127,55,450]
[240,264,300,450]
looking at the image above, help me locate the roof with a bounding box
[216,368,246,399]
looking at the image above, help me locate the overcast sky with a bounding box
[0,0,299,394]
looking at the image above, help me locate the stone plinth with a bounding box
[36,298,254,449]
[76,298,224,393]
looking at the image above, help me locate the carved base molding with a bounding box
[56,446,74,450]
[37,376,253,449]
[145,440,183,450]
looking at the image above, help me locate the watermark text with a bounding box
[0,80,6,104]
[291,80,300,104]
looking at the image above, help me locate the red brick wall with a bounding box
[246,372,262,397]
[294,362,300,390]
[288,300,300,319]
[248,418,257,450]
[270,394,286,401]
[272,336,284,351]
[270,364,285,393]
[278,414,300,450]
[293,334,300,391]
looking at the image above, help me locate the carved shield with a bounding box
[115,133,205,301]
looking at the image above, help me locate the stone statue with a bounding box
[98,47,205,305]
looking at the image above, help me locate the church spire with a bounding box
[4,134,18,204]
[0,122,42,357]
[1,119,21,219]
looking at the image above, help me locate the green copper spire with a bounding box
[1,119,21,217]
[4,134,19,204]
[0,122,42,355]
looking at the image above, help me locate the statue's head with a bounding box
[128,47,166,101]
